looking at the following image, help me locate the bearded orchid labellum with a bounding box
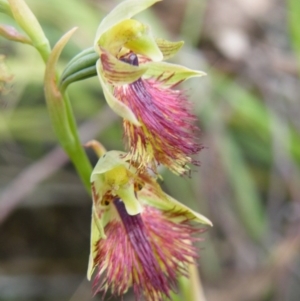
[94,0,206,175]
[88,151,212,301]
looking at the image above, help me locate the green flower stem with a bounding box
[0,0,13,16]
[168,291,182,301]
[165,264,207,301]
[288,0,300,72]
[8,0,93,192]
[178,264,207,301]
[36,41,52,64]
[44,28,92,193]
[8,0,51,63]
[62,92,93,192]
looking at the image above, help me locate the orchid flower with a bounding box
[87,150,212,301]
[94,0,206,175]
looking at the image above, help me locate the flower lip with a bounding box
[93,196,205,301]
[105,197,172,299]
[88,150,213,299]
[112,53,203,175]
[116,75,203,174]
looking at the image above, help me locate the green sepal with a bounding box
[125,33,163,62]
[98,19,163,61]
[121,20,163,62]
[87,205,101,280]
[140,185,213,226]
[91,150,129,181]
[94,0,161,50]
[155,38,184,60]
[86,198,112,280]
[144,61,206,86]
[93,152,127,177]
[96,60,141,126]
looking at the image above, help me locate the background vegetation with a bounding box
[1,0,300,300]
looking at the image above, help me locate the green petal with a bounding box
[97,60,141,126]
[94,0,161,49]
[118,184,142,215]
[87,206,101,280]
[124,24,163,62]
[99,48,148,85]
[155,38,184,60]
[144,61,206,86]
[91,179,111,234]
[87,192,115,280]
[88,174,119,280]
[140,187,213,226]
[90,151,141,215]
[98,19,163,61]
[91,150,129,182]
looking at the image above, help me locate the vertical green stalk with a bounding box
[288,0,300,73]
[8,0,51,63]
[178,264,207,301]
[167,264,207,301]
[44,28,92,192]
[8,0,92,192]
[0,0,13,16]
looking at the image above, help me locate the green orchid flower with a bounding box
[92,0,206,175]
[61,0,206,175]
[87,150,212,301]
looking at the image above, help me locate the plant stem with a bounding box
[178,264,207,301]
[42,28,92,194]
[62,92,92,192]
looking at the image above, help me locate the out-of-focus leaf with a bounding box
[288,0,300,72]
[221,134,267,242]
